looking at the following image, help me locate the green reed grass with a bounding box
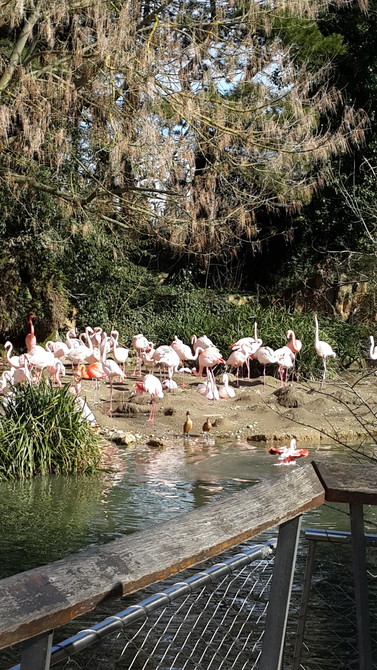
[0,381,101,480]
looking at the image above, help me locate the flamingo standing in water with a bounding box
[314,312,336,387]
[268,438,309,465]
[135,374,164,423]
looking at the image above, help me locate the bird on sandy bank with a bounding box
[183,411,193,438]
[314,312,336,388]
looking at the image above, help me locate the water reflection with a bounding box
[0,438,374,580]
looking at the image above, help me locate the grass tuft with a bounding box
[0,381,101,480]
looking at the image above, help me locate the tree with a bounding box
[0,0,368,268]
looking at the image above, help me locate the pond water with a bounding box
[1,437,377,669]
[0,437,372,580]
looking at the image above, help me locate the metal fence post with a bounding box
[259,515,302,670]
[20,631,53,670]
[349,503,372,670]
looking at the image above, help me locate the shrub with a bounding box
[0,382,101,480]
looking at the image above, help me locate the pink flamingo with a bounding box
[132,334,153,376]
[79,327,101,364]
[47,359,66,387]
[226,344,252,386]
[269,439,309,465]
[314,312,336,387]
[286,329,302,354]
[192,346,224,378]
[135,373,164,423]
[171,336,201,386]
[273,346,295,386]
[25,314,37,352]
[197,369,219,401]
[254,346,278,392]
[191,334,215,353]
[45,339,70,360]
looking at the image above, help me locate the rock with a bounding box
[147,437,165,447]
[113,432,138,446]
[273,386,307,408]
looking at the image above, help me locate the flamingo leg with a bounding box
[147,396,156,423]
[321,357,327,388]
[108,380,113,416]
[263,365,266,393]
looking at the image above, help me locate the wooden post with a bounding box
[20,631,53,670]
[259,515,302,670]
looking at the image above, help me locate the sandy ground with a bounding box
[79,365,377,449]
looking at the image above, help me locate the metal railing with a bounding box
[10,542,276,670]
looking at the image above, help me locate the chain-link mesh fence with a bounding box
[6,509,377,670]
[43,542,276,670]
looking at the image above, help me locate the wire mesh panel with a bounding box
[46,543,276,670]
[286,527,377,670]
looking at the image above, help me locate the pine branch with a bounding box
[0,8,40,93]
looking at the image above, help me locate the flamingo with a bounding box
[110,330,129,374]
[171,336,201,386]
[25,314,37,351]
[65,330,93,369]
[226,344,252,386]
[274,346,295,386]
[45,339,70,360]
[100,336,126,415]
[154,347,181,385]
[268,438,309,464]
[191,334,215,354]
[192,346,224,378]
[79,327,101,364]
[162,378,178,391]
[369,336,377,360]
[46,359,66,387]
[314,312,336,387]
[286,329,302,354]
[197,369,220,401]
[135,373,164,423]
[219,373,236,399]
[132,334,153,377]
[26,346,56,377]
[4,341,27,369]
[254,346,278,392]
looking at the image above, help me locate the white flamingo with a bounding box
[314,312,336,387]
[132,334,153,377]
[219,373,236,399]
[254,346,278,392]
[110,330,129,374]
[369,336,377,360]
[135,373,164,423]
[4,341,27,369]
[274,346,295,386]
[100,335,126,415]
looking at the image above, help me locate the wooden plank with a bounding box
[312,461,377,504]
[0,465,324,650]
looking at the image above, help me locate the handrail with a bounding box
[0,464,324,650]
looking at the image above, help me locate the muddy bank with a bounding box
[84,369,377,448]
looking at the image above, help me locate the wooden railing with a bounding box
[1,460,376,670]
